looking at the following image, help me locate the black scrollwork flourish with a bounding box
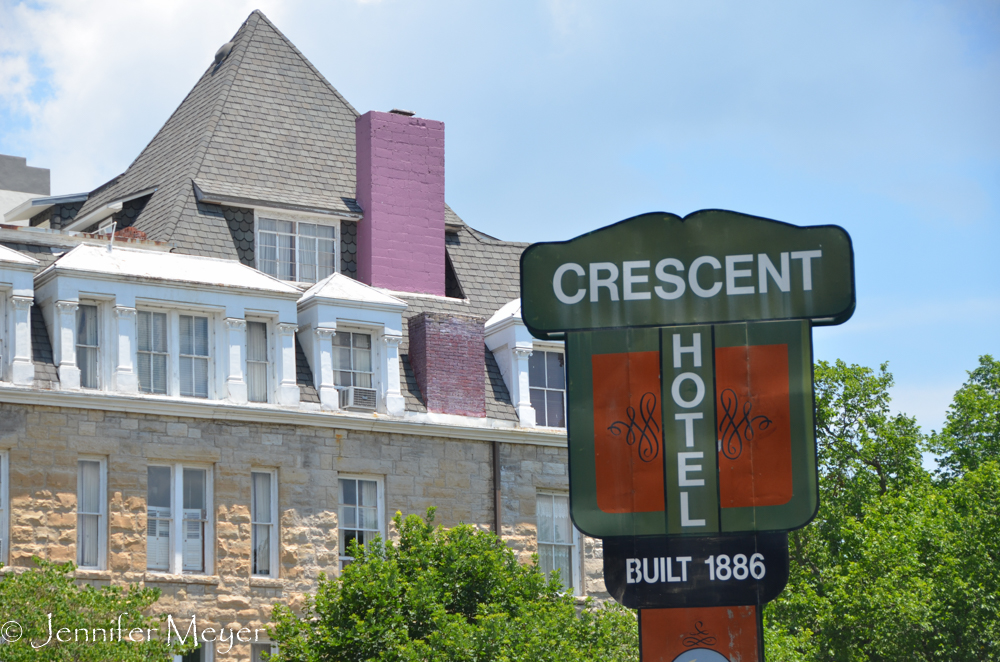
[681,621,718,648]
[607,392,660,462]
[717,388,773,460]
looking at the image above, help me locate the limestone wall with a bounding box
[0,401,605,659]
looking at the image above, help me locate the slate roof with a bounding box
[76,10,361,258]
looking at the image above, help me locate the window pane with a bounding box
[359,480,377,508]
[552,495,571,544]
[333,345,352,372]
[78,513,99,567]
[248,363,268,402]
[275,220,293,234]
[546,390,565,428]
[180,315,193,355]
[529,351,546,388]
[299,235,317,284]
[147,467,171,509]
[194,357,208,398]
[152,312,167,352]
[359,506,378,530]
[537,494,553,542]
[317,224,335,239]
[252,472,271,524]
[78,346,98,389]
[183,469,206,511]
[546,352,566,389]
[353,347,372,374]
[552,544,573,590]
[259,218,276,231]
[79,461,100,513]
[318,238,336,279]
[138,311,151,352]
[341,505,357,528]
[77,305,98,345]
[278,233,295,281]
[252,523,270,575]
[152,354,167,394]
[194,317,209,356]
[137,353,151,391]
[341,479,356,506]
[530,388,547,427]
[180,356,193,394]
[247,322,267,361]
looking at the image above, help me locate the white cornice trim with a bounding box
[0,387,568,447]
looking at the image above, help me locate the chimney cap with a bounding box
[389,108,415,117]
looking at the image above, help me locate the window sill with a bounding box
[143,572,220,585]
[249,576,283,588]
[75,568,113,580]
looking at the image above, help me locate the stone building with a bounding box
[0,10,604,661]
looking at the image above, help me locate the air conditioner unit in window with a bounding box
[339,386,378,411]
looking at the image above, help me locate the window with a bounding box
[338,476,382,568]
[247,322,269,403]
[332,332,373,388]
[76,304,100,389]
[147,465,212,574]
[179,315,210,398]
[537,493,581,594]
[175,646,211,662]
[251,643,277,661]
[0,451,7,564]
[258,218,336,284]
[137,311,168,394]
[77,458,106,568]
[251,470,277,576]
[529,350,566,427]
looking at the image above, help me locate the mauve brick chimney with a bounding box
[355,111,445,296]
[408,313,485,417]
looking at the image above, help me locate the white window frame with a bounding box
[136,306,220,399]
[337,474,384,569]
[77,456,107,570]
[0,451,8,565]
[528,345,567,428]
[254,209,340,285]
[251,469,279,577]
[332,324,382,411]
[251,642,278,662]
[146,462,214,576]
[0,293,8,382]
[536,491,583,596]
[245,317,274,404]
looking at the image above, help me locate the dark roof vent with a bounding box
[214,41,235,65]
[389,108,415,117]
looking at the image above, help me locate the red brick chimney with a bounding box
[408,313,485,417]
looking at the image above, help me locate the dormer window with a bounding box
[333,331,373,389]
[76,304,100,389]
[258,217,337,284]
[529,350,566,428]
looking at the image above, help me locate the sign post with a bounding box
[520,210,854,661]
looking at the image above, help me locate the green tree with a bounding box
[931,354,1000,479]
[766,358,1000,661]
[0,558,189,661]
[269,509,638,662]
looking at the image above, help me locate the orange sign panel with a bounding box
[640,606,760,662]
[715,344,792,508]
[592,351,665,514]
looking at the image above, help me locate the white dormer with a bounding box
[0,245,40,386]
[485,298,567,429]
[33,245,302,405]
[297,274,408,415]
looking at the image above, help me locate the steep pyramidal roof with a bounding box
[78,10,361,258]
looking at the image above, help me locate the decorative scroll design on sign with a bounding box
[608,392,660,462]
[718,389,773,460]
[681,621,718,648]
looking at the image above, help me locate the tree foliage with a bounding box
[766,358,1000,661]
[0,558,187,661]
[269,509,638,662]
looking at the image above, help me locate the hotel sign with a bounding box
[520,209,854,340]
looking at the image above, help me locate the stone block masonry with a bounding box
[0,402,605,659]
[408,313,486,417]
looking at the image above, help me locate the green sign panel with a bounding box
[566,320,816,538]
[520,210,854,540]
[520,210,855,340]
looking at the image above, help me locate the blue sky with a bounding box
[1,0,997,434]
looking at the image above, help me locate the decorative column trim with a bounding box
[113,306,138,393]
[10,296,34,386]
[54,300,80,390]
[512,346,536,427]
[224,318,248,404]
[314,326,338,411]
[383,333,405,416]
[275,323,300,406]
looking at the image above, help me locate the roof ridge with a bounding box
[160,14,260,245]
[251,10,360,118]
